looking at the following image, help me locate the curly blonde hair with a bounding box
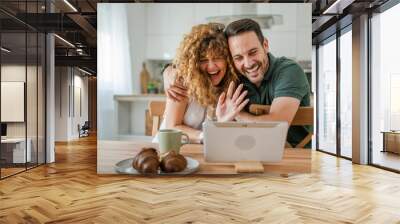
[173,23,239,107]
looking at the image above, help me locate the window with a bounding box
[340,29,352,158]
[371,2,400,171]
[317,37,337,154]
[0,2,46,179]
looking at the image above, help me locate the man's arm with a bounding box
[163,65,188,102]
[235,97,300,125]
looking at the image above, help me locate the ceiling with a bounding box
[0,0,391,75]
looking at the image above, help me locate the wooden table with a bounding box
[381,131,400,154]
[98,140,311,175]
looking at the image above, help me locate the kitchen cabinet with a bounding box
[265,31,297,59]
[144,3,311,66]
[296,29,312,61]
[146,35,181,60]
[264,4,297,32]
[169,4,195,35]
[194,3,220,24]
[147,4,170,35]
[146,4,195,60]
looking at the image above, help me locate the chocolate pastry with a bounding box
[132,147,160,174]
[160,151,187,173]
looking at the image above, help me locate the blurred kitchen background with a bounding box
[97,3,311,140]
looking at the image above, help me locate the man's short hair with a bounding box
[225,18,264,45]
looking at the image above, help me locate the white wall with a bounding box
[55,67,89,141]
[1,65,31,138]
[144,3,311,62]
[55,67,69,141]
[1,82,24,122]
[127,4,148,94]
[72,74,89,137]
[1,65,26,81]
[1,63,46,163]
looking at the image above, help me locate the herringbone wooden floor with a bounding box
[1,135,400,224]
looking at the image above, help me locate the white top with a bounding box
[152,99,207,143]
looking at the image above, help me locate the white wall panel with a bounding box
[1,82,24,122]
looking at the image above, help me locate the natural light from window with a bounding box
[371,3,400,170]
[318,38,337,154]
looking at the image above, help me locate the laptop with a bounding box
[203,121,289,163]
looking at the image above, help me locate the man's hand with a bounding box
[216,82,249,122]
[163,65,188,102]
[166,83,188,102]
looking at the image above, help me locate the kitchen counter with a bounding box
[114,94,166,137]
[114,94,166,102]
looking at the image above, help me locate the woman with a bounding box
[157,23,249,143]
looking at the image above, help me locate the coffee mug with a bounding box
[158,129,189,155]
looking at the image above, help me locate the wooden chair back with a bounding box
[148,101,166,136]
[249,104,314,148]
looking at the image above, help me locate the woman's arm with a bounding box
[163,66,202,143]
[164,98,202,143]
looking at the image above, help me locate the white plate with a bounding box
[115,156,199,175]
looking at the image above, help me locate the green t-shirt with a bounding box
[241,53,311,148]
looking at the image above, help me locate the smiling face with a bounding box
[173,23,240,107]
[199,51,227,86]
[228,31,269,87]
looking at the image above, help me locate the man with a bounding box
[224,19,311,147]
[166,19,311,147]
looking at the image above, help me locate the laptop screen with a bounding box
[1,123,7,137]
